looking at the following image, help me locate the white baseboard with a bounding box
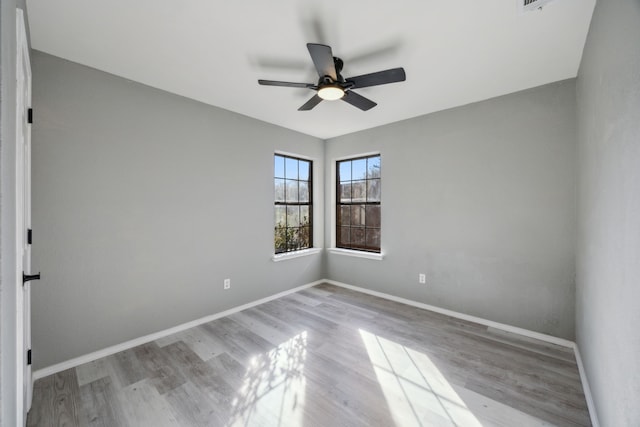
[328,281,600,427]
[573,343,600,427]
[324,279,575,348]
[324,280,605,423]
[35,277,599,427]
[32,280,324,381]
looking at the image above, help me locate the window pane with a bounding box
[351,205,366,226]
[367,156,381,178]
[299,161,310,181]
[352,180,366,202]
[275,178,285,202]
[339,161,351,182]
[300,206,310,226]
[339,226,350,246]
[287,206,299,227]
[299,181,309,203]
[352,227,365,246]
[286,180,299,202]
[340,182,351,203]
[275,155,285,178]
[339,205,351,225]
[275,205,286,227]
[275,228,287,253]
[367,179,381,202]
[299,226,311,248]
[285,157,298,179]
[366,228,381,249]
[352,158,367,180]
[366,205,381,227]
[287,228,300,251]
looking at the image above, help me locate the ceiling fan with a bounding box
[258,43,406,111]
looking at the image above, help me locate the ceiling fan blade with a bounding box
[298,94,323,111]
[342,91,377,111]
[307,43,337,80]
[346,68,406,89]
[258,80,315,89]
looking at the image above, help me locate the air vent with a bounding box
[520,0,555,13]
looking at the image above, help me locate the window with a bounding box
[274,154,312,253]
[336,154,381,252]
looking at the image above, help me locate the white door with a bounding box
[16,8,34,424]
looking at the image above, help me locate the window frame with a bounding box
[335,154,381,253]
[274,153,313,254]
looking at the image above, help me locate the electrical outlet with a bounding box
[419,273,426,284]
[223,278,231,290]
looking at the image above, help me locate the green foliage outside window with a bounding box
[274,216,310,253]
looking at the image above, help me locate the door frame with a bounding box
[15,7,33,425]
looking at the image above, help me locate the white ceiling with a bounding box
[26,0,595,139]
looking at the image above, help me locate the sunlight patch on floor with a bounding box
[226,331,307,427]
[359,329,483,427]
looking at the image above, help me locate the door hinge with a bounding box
[27,349,32,365]
[27,228,32,245]
[28,108,33,124]
[23,272,41,285]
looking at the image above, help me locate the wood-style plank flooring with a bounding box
[27,283,591,426]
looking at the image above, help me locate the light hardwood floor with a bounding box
[27,283,591,426]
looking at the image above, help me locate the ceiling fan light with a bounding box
[318,85,344,101]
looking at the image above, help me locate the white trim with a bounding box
[272,247,322,262]
[324,279,574,348]
[573,343,600,427]
[33,276,599,426]
[330,159,337,248]
[32,280,325,381]
[16,9,33,425]
[327,248,384,261]
[34,277,576,381]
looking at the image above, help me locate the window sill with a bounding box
[328,248,384,261]
[272,247,322,262]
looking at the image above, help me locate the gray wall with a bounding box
[325,80,577,340]
[30,52,324,369]
[23,3,640,424]
[576,0,640,425]
[0,1,28,426]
